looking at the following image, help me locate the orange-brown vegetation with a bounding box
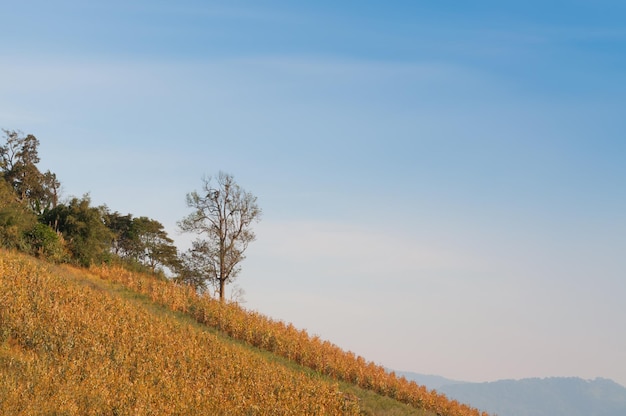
[0,250,359,415]
[89,263,489,416]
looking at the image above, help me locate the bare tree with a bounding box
[178,172,261,301]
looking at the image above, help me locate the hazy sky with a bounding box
[2,1,625,386]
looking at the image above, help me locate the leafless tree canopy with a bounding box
[178,172,261,300]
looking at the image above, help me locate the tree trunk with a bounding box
[219,278,225,301]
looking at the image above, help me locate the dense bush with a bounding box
[23,222,67,262]
[0,180,37,251]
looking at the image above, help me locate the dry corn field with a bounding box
[0,250,359,415]
[88,263,489,416]
[0,249,489,416]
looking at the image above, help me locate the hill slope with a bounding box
[399,371,626,416]
[440,377,626,416]
[0,250,358,415]
[394,372,467,390]
[0,250,485,415]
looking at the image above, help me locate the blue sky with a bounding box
[2,1,625,386]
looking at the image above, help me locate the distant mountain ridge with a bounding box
[396,372,626,416]
[393,371,466,390]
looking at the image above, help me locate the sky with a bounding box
[1,1,625,386]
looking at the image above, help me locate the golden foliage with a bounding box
[89,263,490,416]
[0,250,359,415]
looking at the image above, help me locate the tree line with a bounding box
[0,129,261,301]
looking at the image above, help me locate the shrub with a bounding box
[24,223,67,263]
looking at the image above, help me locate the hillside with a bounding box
[394,372,467,391]
[0,250,487,415]
[399,372,626,416]
[440,377,626,416]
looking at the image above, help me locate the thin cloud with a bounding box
[252,219,491,277]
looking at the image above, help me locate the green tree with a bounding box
[23,223,67,262]
[131,216,178,273]
[105,211,179,274]
[41,195,114,267]
[178,172,261,300]
[104,211,135,257]
[0,129,60,214]
[0,179,37,249]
